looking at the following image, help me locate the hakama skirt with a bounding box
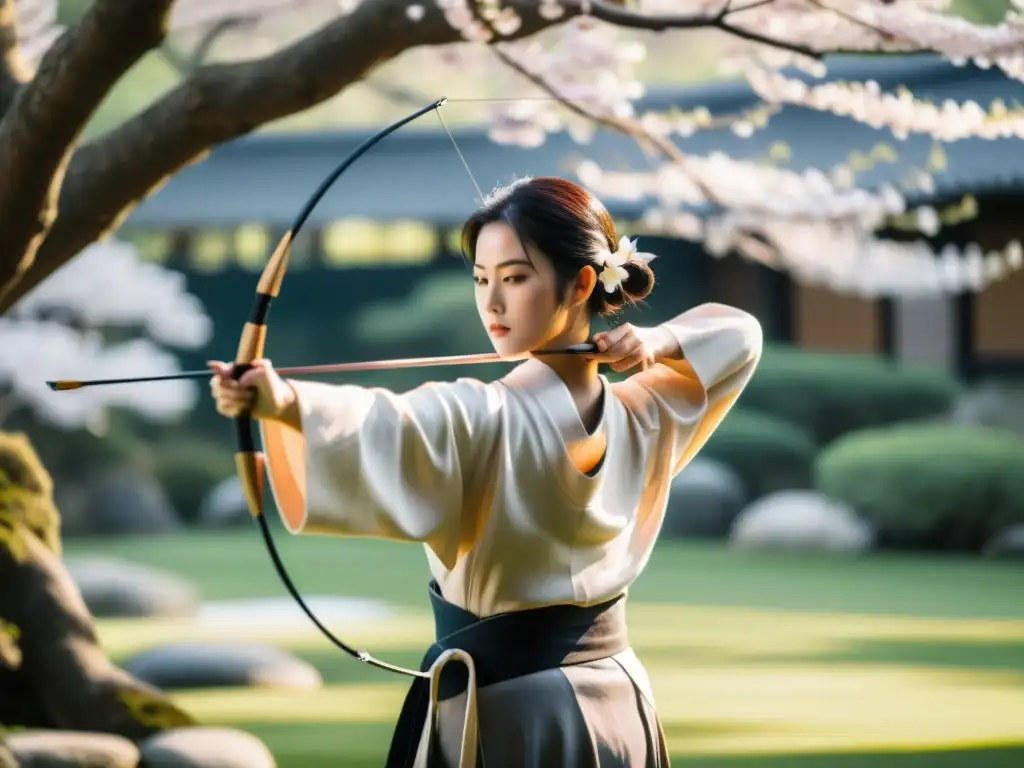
[386,582,670,767]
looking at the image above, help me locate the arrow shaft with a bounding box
[47,345,596,390]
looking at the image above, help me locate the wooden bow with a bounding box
[231,99,450,680]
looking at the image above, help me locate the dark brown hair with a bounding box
[460,177,655,316]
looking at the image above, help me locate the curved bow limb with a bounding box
[232,97,446,524]
[230,99,449,681]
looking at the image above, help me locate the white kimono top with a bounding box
[259,303,762,617]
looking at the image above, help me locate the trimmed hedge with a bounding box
[700,409,817,499]
[815,423,1024,552]
[741,346,964,445]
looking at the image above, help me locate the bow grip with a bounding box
[233,320,269,518]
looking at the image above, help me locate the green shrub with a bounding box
[699,409,817,498]
[148,439,235,524]
[741,346,964,445]
[815,423,1024,552]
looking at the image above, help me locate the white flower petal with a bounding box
[599,265,622,293]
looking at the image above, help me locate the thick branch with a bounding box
[0,0,176,308]
[0,0,29,115]
[587,0,826,58]
[4,0,568,310]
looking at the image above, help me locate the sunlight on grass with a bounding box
[168,661,1024,757]
[626,604,1024,660]
[656,664,1024,756]
[96,613,436,660]
[173,683,407,725]
[97,603,1024,663]
[74,533,1024,764]
[97,603,1024,759]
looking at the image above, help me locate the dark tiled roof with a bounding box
[125,53,1024,228]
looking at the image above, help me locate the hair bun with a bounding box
[595,258,656,316]
[620,260,655,302]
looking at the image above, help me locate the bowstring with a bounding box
[434,106,485,205]
[443,96,562,102]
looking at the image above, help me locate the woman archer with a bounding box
[209,176,763,767]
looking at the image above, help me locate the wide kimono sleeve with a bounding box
[614,302,763,476]
[257,377,501,560]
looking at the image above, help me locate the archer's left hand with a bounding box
[589,323,668,373]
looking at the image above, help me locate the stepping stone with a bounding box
[65,557,198,619]
[121,642,322,691]
[139,727,275,768]
[7,730,139,768]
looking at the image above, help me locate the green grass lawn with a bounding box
[66,530,1024,767]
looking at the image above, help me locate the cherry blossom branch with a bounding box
[584,0,829,58]
[744,62,1024,141]
[2,0,861,312]
[476,4,1024,296]
[4,0,1022,311]
[160,16,253,74]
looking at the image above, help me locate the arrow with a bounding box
[46,343,598,391]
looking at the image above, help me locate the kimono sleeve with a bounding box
[615,303,763,475]
[258,377,501,554]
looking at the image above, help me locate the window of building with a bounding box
[120,228,174,263]
[323,219,438,267]
[235,223,272,270]
[190,228,233,273]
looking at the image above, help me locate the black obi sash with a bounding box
[384,580,629,767]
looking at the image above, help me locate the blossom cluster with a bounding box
[485,19,648,147]
[0,240,212,431]
[578,149,1024,297]
[743,64,1024,141]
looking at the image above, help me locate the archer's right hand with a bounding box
[207,359,295,421]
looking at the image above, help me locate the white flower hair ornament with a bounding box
[594,236,657,294]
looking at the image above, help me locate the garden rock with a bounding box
[54,482,96,539]
[195,478,249,528]
[7,730,139,768]
[139,727,275,768]
[952,380,1024,435]
[984,524,1024,560]
[121,642,322,691]
[64,558,199,619]
[730,490,873,554]
[663,458,747,539]
[81,469,181,537]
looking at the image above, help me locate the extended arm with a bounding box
[258,377,502,568]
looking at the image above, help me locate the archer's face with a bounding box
[472,222,575,359]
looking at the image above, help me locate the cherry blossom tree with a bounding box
[0,0,1022,313]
